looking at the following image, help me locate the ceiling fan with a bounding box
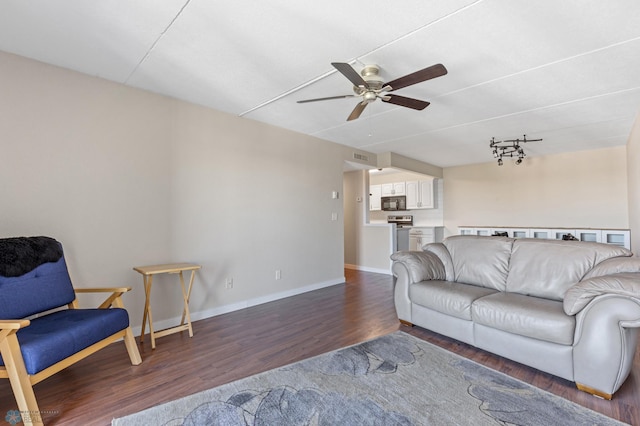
[297,62,447,121]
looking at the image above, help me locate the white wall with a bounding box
[443,146,629,237]
[627,113,640,253]
[0,51,361,331]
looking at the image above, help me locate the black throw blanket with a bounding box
[0,236,63,277]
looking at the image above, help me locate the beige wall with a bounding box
[343,170,394,273]
[0,52,174,313]
[443,146,629,237]
[168,102,348,317]
[627,113,640,253]
[0,51,356,331]
[343,171,364,267]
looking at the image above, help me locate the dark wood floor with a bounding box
[1,269,639,425]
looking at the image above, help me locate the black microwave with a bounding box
[381,196,406,211]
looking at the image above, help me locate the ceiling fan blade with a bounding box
[297,94,358,104]
[347,102,367,121]
[384,63,447,91]
[381,94,430,110]
[332,62,368,88]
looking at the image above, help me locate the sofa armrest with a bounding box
[390,251,446,324]
[564,273,640,315]
[572,295,640,396]
[390,251,446,283]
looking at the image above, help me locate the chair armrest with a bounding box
[73,287,132,309]
[564,273,640,315]
[74,287,131,293]
[391,251,446,283]
[0,320,30,330]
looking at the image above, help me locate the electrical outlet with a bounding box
[275,269,281,280]
[225,278,233,289]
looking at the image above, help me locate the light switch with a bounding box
[332,191,339,199]
[331,212,338,221]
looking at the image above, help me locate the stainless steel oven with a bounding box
[388,215,413,251]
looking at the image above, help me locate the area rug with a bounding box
[112,332,625,425]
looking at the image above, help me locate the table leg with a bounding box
[140,274,157,349]
[178,271,194,338]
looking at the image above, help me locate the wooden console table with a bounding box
[133,263,201,349]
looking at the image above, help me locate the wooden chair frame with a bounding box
[0,287,142,426]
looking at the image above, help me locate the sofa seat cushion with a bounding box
[0,308,129,375]
[410,280,498,320]
[472,293,575,345]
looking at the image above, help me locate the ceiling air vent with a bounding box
[353,152,369,162]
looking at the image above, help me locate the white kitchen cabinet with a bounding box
[369,185,381,211]
[406,178,434,209]
[409,227,443,250]
[531,229,553,239]
[601,230,631,249]
[511,229,531,238]
[575,229,602,243]
[551,229,577,240]
[459,227,475,236]
[459,227,491,236]
[457,227,630,250]
[490,228,512,237]
[381,182,406,196]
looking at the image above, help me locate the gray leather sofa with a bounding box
[391,235,640,399]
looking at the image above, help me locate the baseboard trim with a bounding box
[131,277,345,337]
[344,264,392,275]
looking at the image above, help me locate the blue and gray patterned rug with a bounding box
[113,332,625,425]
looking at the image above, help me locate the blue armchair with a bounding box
[0,236,141,425]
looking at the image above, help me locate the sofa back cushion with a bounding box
[506,239,631,301]
[423,243,455,281]
[443,235,514,291]
[0,237,76,319]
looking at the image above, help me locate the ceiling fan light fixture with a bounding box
[363,91,377,102]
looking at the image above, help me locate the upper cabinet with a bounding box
[406,178,434,209]
[370,184,382,211]
[381,182,406,196]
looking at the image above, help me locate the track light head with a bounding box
[489,134,541,166]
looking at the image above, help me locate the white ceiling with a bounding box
[2,0,639,167]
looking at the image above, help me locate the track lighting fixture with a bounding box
[489,135,542,166]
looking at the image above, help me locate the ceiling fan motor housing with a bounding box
[353,64,384,95]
